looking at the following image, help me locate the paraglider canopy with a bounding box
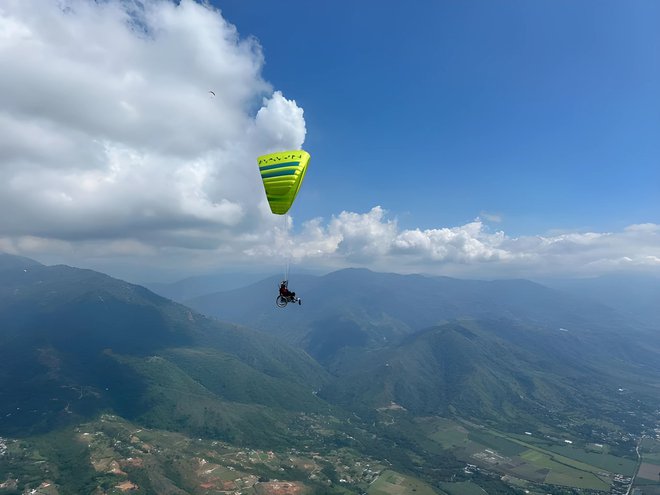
[257,150,310,215]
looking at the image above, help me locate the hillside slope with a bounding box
[0,255,330,445]
[187,268,660,435]
[319,318,660,432]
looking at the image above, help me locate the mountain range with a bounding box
[1,253,660,493]
[185,268,658,358]
[0,253,329,444]
[183,268,660,430]
[541,274,660,328]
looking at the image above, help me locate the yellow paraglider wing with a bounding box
[257,150,311,215]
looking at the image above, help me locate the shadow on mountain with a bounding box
[0,255,330,443]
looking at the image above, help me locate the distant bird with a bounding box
[208,90,216,97]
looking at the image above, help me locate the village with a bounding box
[2,412,660,495]
[0,415,389,494]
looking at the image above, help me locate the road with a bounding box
[626,436,644,495]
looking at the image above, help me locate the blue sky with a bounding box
[0,0,658,280]
[217,0,659,235]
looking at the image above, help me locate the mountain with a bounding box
[0,252,43,271]
[186,268,657,366]
[143,271,271,302]
[0,254,330,444]
[541,274,660,329]
[143,267,328,303]
[319,318,660,432]
[186,268,660,437]
[2,255,659,494]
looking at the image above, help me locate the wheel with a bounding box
[276,295,288,308]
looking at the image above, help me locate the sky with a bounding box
[0,0,658,282]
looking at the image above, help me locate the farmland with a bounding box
[368,470,438,495]
[3,411,660,494]
[418,416,649,493]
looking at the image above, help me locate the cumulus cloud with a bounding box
[0,0,304,249]
[250,207,660,278]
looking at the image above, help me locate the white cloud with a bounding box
[0,0,304,248]
[479,211,503,223]
[247,208,660,279]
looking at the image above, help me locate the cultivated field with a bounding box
[368,470,438,495]
[419,417,636,493]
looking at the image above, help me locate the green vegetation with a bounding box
[542,445,637,475]
[426,418,470,449]
[2,256,660,495]
[467,431,527,457]
[414,416,645,494]
[439,481,487,495]
[642,437,660,464]
[519,450,610,491]
[369,469,439,495]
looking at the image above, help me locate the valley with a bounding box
[2,410,660,494]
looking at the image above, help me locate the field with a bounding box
[642,437,660,464]
[418,417,638,493]
[425,418,470,450]
[438,481,487,495]
[368,470,438,495]
[630,436,660,494]
[542,444,637,475]
[467,431,527,457]
[637,462,660,481]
